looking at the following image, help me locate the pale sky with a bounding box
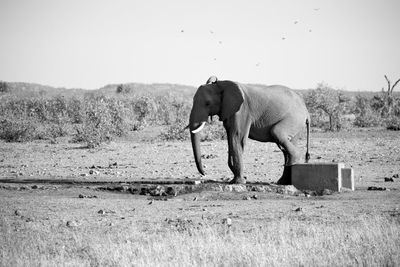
[0,0,399,91]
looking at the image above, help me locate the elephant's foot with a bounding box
[276,166,292,185]
[229,176,246,184]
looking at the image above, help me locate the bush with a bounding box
[160,120,226,142]
[0,118,36,142]
[152,94,191,125]
[0,116,70,142]
[71,96,132,148]
[386,116,400,130]
[200,122,226,141]
[66,97,84,124]
[160,120,189,141]
[0,81,9,93]
[353,95,382,127]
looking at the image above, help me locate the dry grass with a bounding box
[1,214,399,266]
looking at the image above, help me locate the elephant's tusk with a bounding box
[191,122,206,134]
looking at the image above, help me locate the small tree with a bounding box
[0,81,9,93]
[305,83,348,131]
[371,75,400,118]
[353,95,381,127]
[383,75,400,96]
[116,84,131,94]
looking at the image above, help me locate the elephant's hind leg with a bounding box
[271,123,300,185]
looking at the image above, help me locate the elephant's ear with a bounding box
[218,81,244,121]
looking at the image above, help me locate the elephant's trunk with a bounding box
[190,122,205,175]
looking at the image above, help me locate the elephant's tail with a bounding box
[305,118,310,163]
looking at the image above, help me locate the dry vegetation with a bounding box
[1,80,400,147]
[1,214,399,266]
[1,182,399,267]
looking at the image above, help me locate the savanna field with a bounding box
[1,81,400,266]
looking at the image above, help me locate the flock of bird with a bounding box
[179,8,320,67]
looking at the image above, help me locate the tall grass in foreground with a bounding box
[1,215,399,266]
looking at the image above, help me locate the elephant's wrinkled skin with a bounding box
[189,76,310,184]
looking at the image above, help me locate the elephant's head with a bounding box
[189,76,245,175]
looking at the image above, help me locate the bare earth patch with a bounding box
[0,128,399,266]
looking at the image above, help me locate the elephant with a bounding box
[189,76,310,184]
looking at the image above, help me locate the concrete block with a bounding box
[291,163,344,192]
[341,168,354,191]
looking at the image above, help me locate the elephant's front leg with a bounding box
[227,131,246,184]
[225,119,250,184]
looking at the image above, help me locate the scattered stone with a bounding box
[109,162,118,168]
[384,177,394,182]
[294,207,303,212]
[148,200,153,205]
[231,185,247,193]
[14,210,21,216]
[193,197,198,201]
[115,185,129,192]
[31,185,38,189]
[243,196,251,200]
[252,194,258,200]
[367,186,387,191]
[66,220,79,227]
[89,169,99,175]
[165,186,178,196]
[222,218,232,227]
[319,189,334,195]
[98,210,106,215]
[149,185,166,196]
[223,185,233,192]
[25,217,34,222]
[79,194,97,199]
[276,185,302,196]
[80,173,88,177]
[202,154,218,159]
[392,174,399,179]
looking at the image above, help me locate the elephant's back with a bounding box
[249,84,304,101]
[245,84,309,135]
[246,84,307,113]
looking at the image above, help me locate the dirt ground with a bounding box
[1,128,400,256]
[1,127,399,185]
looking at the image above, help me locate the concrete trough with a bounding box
[291,163,354,192]
[341,168,355,191]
